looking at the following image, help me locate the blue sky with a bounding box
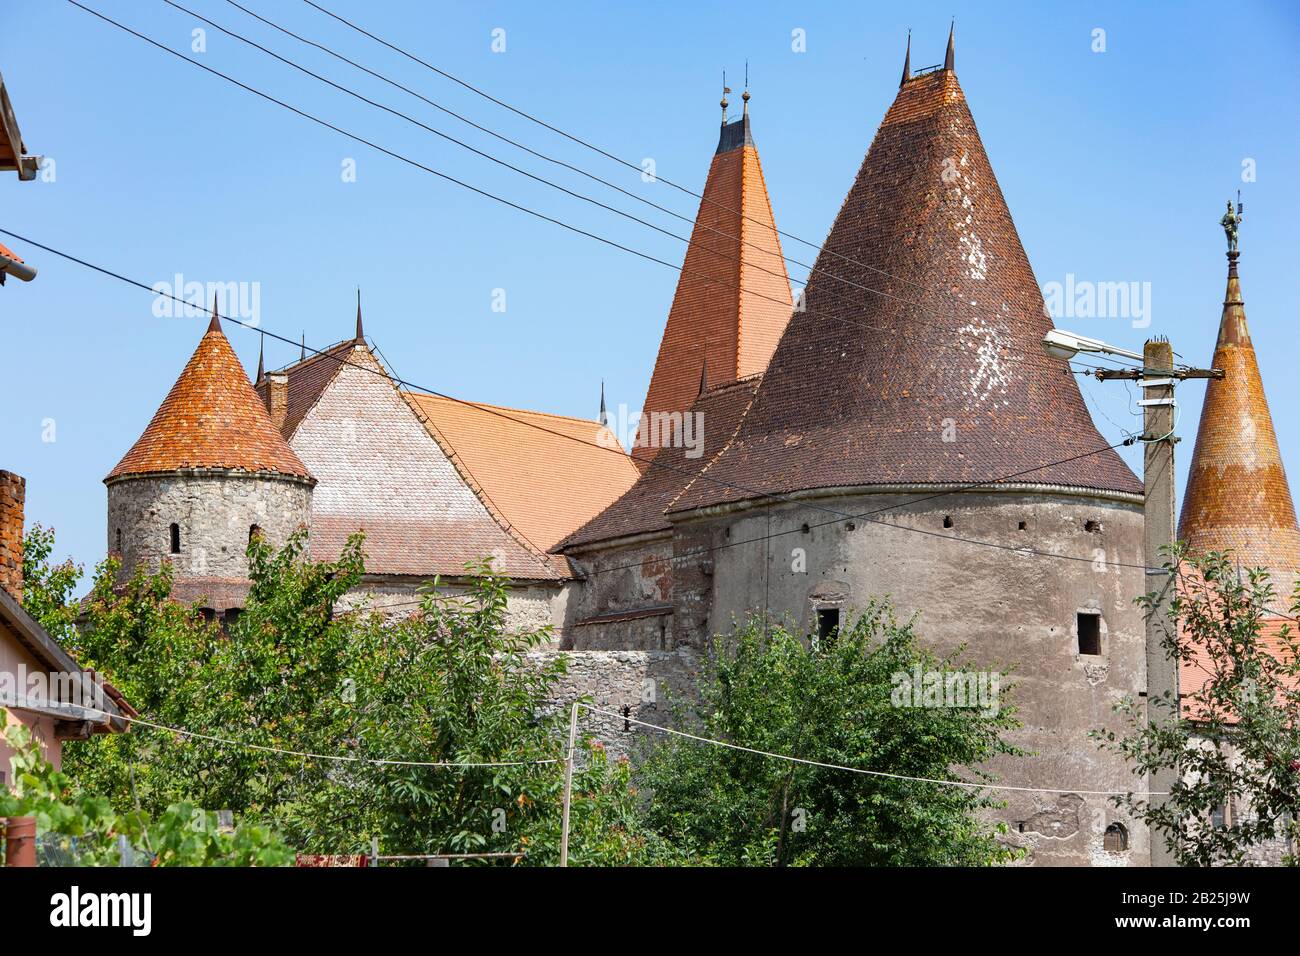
[2,0,1298,569]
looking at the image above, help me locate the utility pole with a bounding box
[1044,330,1223,867]
[559,701,579,867]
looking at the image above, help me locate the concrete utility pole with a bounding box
[1044,330,1223,867]
[1138,338,1179,867]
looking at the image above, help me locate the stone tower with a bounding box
[106,305,314,614]
[569,31,1151,865]
[1178,241,1300,606]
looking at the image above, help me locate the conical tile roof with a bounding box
[671,60,1139,514]
[1178,250,1300,576]
[634,108,792,468]
[107,313,313,482]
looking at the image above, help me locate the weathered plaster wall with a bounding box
[107,472,312,582]
[671,488,1150,866]
[342,578,573,643]
[563,536,678,650]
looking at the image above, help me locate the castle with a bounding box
[105,31,1299,866]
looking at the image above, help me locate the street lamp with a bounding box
[1040,328,1144,364]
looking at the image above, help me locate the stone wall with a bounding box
[343,577,573,642]
[106,471,312,582]
[562,535,679,650]
[680,487,1149,866]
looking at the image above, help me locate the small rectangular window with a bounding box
[1077,612,1101,655]
[169,523,181,554]
[817,608,840,643]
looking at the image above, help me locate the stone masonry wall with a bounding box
[107,471,312,582]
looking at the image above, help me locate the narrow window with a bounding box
[1085,519,1101,533]
[115,528,123,554]
[1017,521,1027,531]
[249,524,262,544]
[942,515,954,529]
[1077,612,1101,656]
[169,523,181,554]
[1211,800,1231,829]
[1104,823,1128,852]
[816,608,840,644]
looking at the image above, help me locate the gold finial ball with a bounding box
[742,90,750,102]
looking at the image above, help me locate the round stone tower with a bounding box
[105,307,314,612]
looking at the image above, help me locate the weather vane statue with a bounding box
[1221,196,1243,253]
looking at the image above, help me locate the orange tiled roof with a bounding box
[1178,252,1300,582]
[635,109,792,469]
[670,66,1141,516]
[106,315,313,482]
[0,240,21,262]
[402,392,638,553]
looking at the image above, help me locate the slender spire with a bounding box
[255,334,264,381]
[720,70,730,126]
[698,357,708,397]
[300,332,306,361]
[944,21,955,72]
[742,60,750,115]
[355,287,364,343]
[900,30,911,87]
[598,380,608,427]
[207,292,221,334]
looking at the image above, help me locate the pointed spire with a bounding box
[599,380,608,427]
[742,60,750,115]
[720,69,730,126]
[1179,216,1300,595]
[300,332,306,361]
[255,334,265,381]
[355,287,365,343]
[207,292,221,334]
[698,357,709,397]
[944,21,955,72]
[900,30,911,87]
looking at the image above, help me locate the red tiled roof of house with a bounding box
[670,64,1140,515]
[1178,251,1300,581]
[559,375,762,550]
[106,313,313,482]
[403,392,639,553]
[634,108,792,470]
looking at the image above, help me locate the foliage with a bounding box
[31,530,657,865]
[1096,547,1300,866]
[0,719,291,866]
[634,605,1022,866]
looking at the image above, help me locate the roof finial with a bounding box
[355,286,365,343]
[599,380,608,427]
[900,30,912,87]
[742,60,750,115]
[207,292,221,334]
[255,334,265,380]
[720,70,731,126]
[944,20,955,72]
[698,356,708,397]
[300,332,306,361]
[1222,194,1243,273]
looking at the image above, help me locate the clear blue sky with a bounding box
[3,0,1298,569]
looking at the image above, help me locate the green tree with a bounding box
[32,529,661,865]
[1096,547,1300,866]
[0,719,291,866]
[635,604,1021,866]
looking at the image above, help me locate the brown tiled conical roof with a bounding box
[106,312,313,482]
[1178,251,1300,576]
[634,108,792,469]
[671,62,1140,514]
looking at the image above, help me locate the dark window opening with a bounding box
[1104,823,1128,852]
[1017,521,1027,531]
[198,607,216,625]
[845,522,856,531]
[816,608,840,644]
[115,528,123,554]
[942,515,954,529]
[800,523,811,535]
[169,523,181,554]
[222,608,242,635]
[1085,519,1101,533]
[1077,612,1101,656]
[249,524,262,544]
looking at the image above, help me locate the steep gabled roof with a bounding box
[671,57,1140,514]
[403,392,638,553]
[635,106,792,468]
[1178,250,1300,576]
[255,338,358,440]
[107,314,313,483]
[559,375,762,551]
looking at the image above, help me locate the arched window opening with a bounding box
[1104,823,1129,852]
